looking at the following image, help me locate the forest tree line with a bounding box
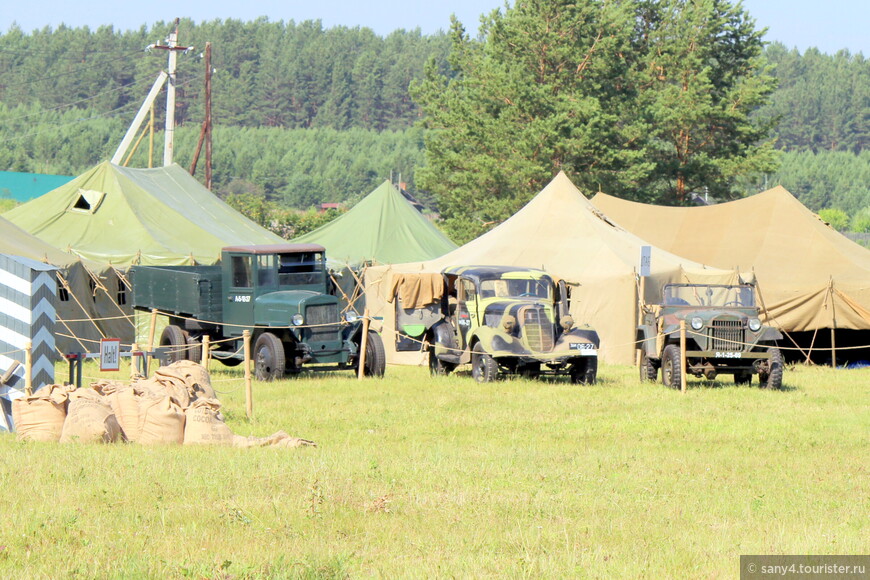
[0,13,867,237]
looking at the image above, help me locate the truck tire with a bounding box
[471,342,498,383]
[661,344,682,389]
[361,330,386,377]
[159,325,187,364]
[758,347,783,390]
[570,357,597,384]
[254,332,286,381]
[640,353,658,382]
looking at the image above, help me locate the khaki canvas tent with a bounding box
[365,172,736,365]
[292,180,457,267]
[591,187,870,339]
[4,161,284,350]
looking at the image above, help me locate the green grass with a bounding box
[1,361,867,578]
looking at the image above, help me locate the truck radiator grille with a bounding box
[710,319,744,351]
[521,306,554,352]
[305,304,340,341]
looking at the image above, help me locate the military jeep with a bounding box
[396,266,599,383]
[637,283,783,389]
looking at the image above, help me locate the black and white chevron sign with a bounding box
[0,254,58,432]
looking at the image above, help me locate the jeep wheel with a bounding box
[255,332,286,381]
[428,347,455,376]
[661,344,682,389]
[734,371,752,385]
[471,343,498,383]
[640,353,658,382]
[360,330,386,377]
[758,347,783,390]
[570,358,597,384]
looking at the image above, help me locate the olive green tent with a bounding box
[292,180,456,267]
[4,161,285,350]
[4,161,283,267]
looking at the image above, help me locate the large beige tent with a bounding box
[365,172,736,365]
[591,187,870,335]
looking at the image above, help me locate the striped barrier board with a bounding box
[0,254,58,431]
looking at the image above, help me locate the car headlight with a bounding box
[344,310,359,323]
[748,318,762,332]
[292,313,304,326]
[690,316,703,331]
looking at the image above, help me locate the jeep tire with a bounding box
[471,342,498,383]
[661,344,682,389]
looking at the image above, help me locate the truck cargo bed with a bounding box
[130,265,223,323]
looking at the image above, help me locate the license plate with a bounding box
[714,352,742,358]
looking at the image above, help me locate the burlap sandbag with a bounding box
[89,379,127,397]
[134,375,190,409]
[12,384,72,442]
[60,389,122,444]
[137,395,185,445]
[232,430,316,448]
[160,361,216,401]
[108,385,145,442]
[183,398,235,445]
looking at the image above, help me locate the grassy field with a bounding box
[0,360,867,578]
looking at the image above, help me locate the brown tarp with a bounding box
[365,172,736,365]
[591,187,870,332]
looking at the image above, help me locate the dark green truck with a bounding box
[130,244,385,381]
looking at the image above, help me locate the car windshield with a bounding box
[479,275,553,300]
[663,284,756,308]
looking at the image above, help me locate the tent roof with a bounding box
[0,214,84,268]
[291,180,457,266]
[3,161,283,266]
[591,187,870,330]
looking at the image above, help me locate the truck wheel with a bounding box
[758,347,783,390]
[360,330,386,377]
[186,335,202,364]
[254,332,286,381]
[661,344,682,389]
[159,325,187,364]
[640,353,658,382]
[429,347,455,376]
[471,343,498,383]
[570,357,597,384]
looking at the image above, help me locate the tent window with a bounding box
[68,189,106,214]
[117,278,128,305]
[58,285,69,302]
[89,278,97,302]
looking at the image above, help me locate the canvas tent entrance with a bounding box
[365,171,737,365]
[293,179,457,314]
[4,161,284,350]
[0,215,129,354]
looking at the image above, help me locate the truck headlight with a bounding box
[748,318,762,332]
[292,313,304,326]
[344,311,359,323]
[560,315,574,331]
[690,316,703,331]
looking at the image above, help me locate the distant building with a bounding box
[319,202,343,212]
[0,171,74,203]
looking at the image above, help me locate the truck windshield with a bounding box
[479,276,552,300]
[663,284,756,307]
[276,252,326,286]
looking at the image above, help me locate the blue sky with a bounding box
[1,0,867,55]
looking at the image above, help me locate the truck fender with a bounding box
[565,327,600,348]
[637,325,657,357]
[430,320,458,357]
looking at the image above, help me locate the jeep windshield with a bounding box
[663,284,756,308]
[478,275,553,300]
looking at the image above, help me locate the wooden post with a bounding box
[130,342,139,378]
[357,309,370,380]
[830,328,837,369]
[24,340,33,396]
[679,320,687,393]
[243,330,253,419]
[201,335,210,367]
[147,308,158,369]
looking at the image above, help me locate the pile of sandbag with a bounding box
[11,360,315,448]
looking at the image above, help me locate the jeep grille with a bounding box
[520,306,554,352]
[710,319,744,351]
[305,303,340,342]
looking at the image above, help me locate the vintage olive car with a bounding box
[637,283,783,389]
[395,265,599,383]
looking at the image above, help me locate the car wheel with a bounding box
[759,347,783,390]
[159,325,187,364]
[471,343,498,383]
[640,353,658,382]
[360,330,386,377]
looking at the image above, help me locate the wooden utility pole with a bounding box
[190,42,213,188]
